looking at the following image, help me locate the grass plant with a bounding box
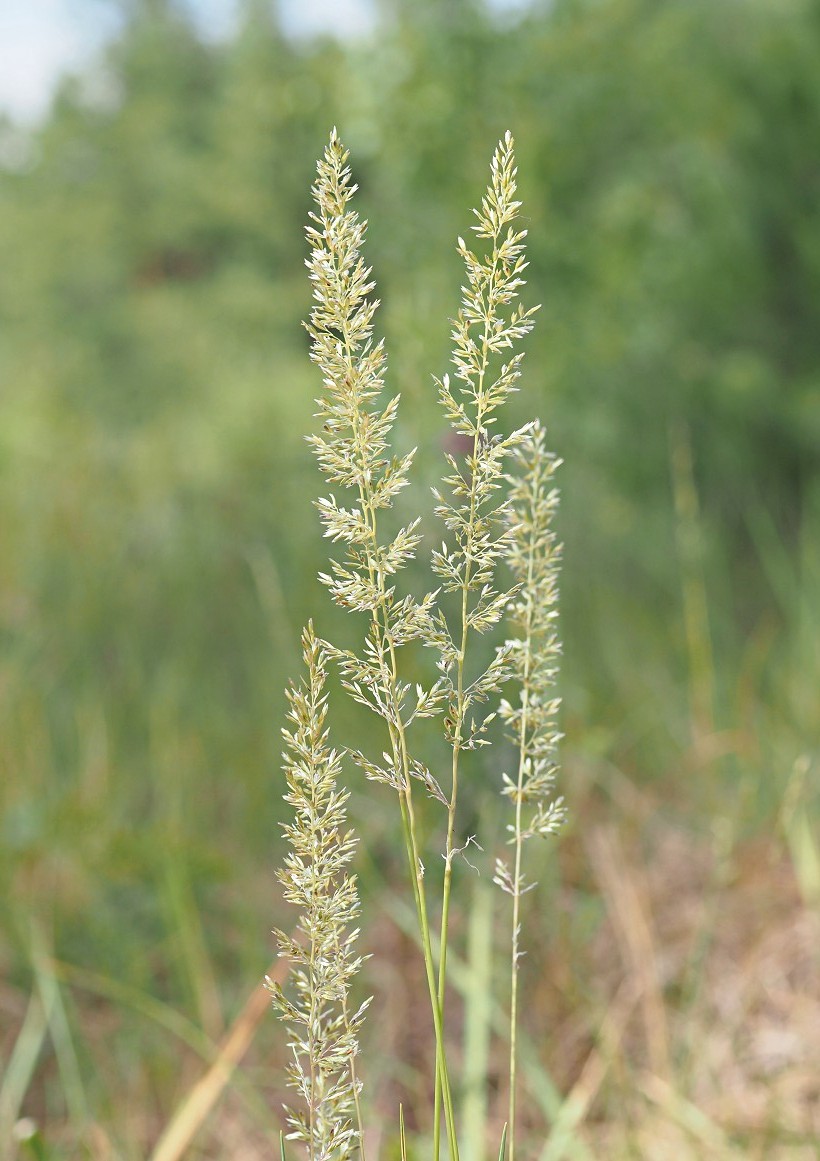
[271,130,564,1159]
[3,6,820,1150]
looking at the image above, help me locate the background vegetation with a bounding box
[1,0,818,1157]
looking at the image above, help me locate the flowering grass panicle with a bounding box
[303,127,461,1160]
[426,130,544,1159]
[268,624,368,1161]
[495,421,565,1161]
[273,129,564,1161]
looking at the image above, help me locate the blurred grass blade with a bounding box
[31,938,88,1131]
[159,856,224,1040]
[14,1118,49,1161]
[639,1073,742,1158]
[497,1122,508,1161]
[52,960,215,1057]
[0,991,48,1157]
[586,826,670,1078]
[669,418,716,745]
[149,958,286,1161]
[539,979,639,1161]
[786,802,820,907]
[50,958,277,1142]
[245,543,298,665]
[780,756,820,907]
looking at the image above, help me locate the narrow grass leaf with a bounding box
[0,991,48,1147]
[31,945,88,1131]
[497,1122,508,1161]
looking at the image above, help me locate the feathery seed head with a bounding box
[270,623,367,1160]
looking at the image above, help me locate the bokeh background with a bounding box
[1,0,819,1157]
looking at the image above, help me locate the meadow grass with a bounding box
[269,131,564,1160]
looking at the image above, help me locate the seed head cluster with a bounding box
[268,625,368,1161]
[272,129,564,1161]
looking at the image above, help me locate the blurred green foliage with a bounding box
[0,0,818,1148]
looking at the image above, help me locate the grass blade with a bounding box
[497,1122,508,1161]
[31,938,88,1131]
[0,991,48,1156]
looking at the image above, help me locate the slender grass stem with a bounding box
[508,552,536,1161]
